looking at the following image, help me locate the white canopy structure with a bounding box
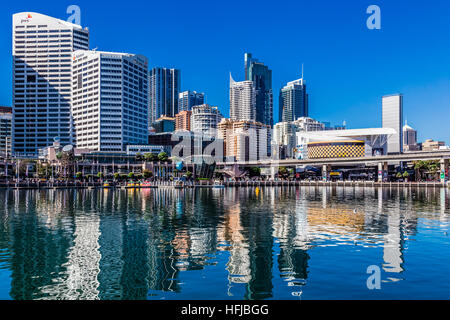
[296,128,397,159]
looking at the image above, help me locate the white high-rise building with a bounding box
[273,117,325,159]
[191,104,223,137]
[229,74,256,122]
[71,50,148,152]
[12,12,89,157]
[218,119,269,162]
[382,94,403,154]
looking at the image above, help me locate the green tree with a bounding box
[37,162,50,178]
[278,166,288,177]
[75,172,83,179]
[128,172,135,179]
[143,169,153,178]
[158,151,168,162]
[97,172,104,179]
[144,153,158,162]
[113,172,120,180]
[185,171,193,179]
[248,167,261,177]
[135,152,143,161]
[414,160,440,181]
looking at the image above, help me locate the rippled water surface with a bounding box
[0,186,449,300]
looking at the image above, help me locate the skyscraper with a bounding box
[12,12,89,157]
[71,50,148,151]
[218,118,269,162]
[0,107,12,158]
[279,77,308,123]
[149,67,180,126]
[382,94,403,154]
[191,104,223,136]
[229,74,256,121]
[244,53,273,127]
[175,110,192,131]
[178,90,204,112]
[403,121,419,152]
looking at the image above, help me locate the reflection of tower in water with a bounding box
[221,203,251,288]
[239,189,274,300]
[7,190,75,300]
[273,189,310,287]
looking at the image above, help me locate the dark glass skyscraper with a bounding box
[244,53,273,127]
[279,77,308,123]
[149,67,180,125]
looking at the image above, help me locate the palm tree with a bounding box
[135,152,143,161]
[278,166,288,178]
[402,171,410,181]
[414,160,427,181]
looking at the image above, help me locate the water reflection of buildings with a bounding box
[273,191,310,289]
[217,202,251,287]
[308,187,420,282]
[0,186,447,300]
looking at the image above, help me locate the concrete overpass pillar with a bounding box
[271,166,277,180]
[440,159,449,184]
[378,163,383,182]
[378,162,388,182]
[322,164,328,182]
[383,162,389,182]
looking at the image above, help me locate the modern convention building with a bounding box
[296,128,396,160]
[12,12,89,157]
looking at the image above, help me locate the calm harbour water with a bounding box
[0,186,449,300]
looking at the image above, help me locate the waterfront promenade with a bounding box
[0,179,448,190]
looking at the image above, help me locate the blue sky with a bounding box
[1,0,450,143]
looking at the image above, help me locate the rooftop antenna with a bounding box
[301,63,304,79]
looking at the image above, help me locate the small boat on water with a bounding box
[127,180,137,188]
[103,181,114,188]
[141,180,152,188]
[213,180,225,188]
[174,180,184,189]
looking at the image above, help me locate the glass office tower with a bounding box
[149,67,180,126]
[244,53,273,127]
[279,78,308,123]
